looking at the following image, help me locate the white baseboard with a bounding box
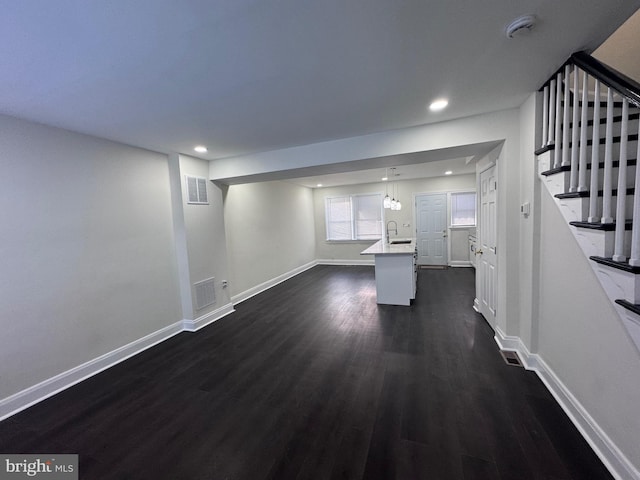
[1,301,234,421]
[183,302,235,332]
[316,259,375,266]
[449,260,473,268]
[494,328,639,480]
[231,260,318,305]
[0,320,184,422]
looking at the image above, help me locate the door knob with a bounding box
[476,249,483,255]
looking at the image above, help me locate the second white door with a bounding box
[477,165,497,329]
[415,193,448,266]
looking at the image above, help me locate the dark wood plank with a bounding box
[0,266,615,480]
[461,455,500,480]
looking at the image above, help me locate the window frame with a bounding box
[325,193,384,242]
[449,191,477,227]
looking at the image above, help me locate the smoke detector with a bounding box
[505,14,537,38]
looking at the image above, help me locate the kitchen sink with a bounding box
[389,239,412,244]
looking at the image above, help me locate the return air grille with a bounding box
[194,277,216,310]
[185,175,208,204]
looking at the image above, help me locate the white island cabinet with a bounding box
[361,239,417,306]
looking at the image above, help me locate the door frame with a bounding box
[413,189,480,268]
[414,192,448,266]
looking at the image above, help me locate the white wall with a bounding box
[537,191,640,469]
[314,175,476,263]
[223,181,316,299]
[0,114,182,400]
[176,155,231,321]
[518,93,541,350]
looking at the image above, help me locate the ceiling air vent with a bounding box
[505,14,537,39]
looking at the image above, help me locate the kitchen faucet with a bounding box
[386,220,398,244]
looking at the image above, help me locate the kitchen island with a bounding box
[361,239,417,306]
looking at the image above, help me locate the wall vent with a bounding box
[499,349,524,367]
[185,175,209,204]
[194,277,216,310]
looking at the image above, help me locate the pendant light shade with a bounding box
[396,200,402,211]
[383,168,391,208]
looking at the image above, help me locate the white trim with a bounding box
[493,329,639,480]
[493,326,540,370]
[182,302,235,332]
[449,260,473,268]
[479,160,497,175]
[231,260,318,305]
[316,258,375,266]
[0,320,184,422]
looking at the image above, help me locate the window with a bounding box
[325,194,383,241]
[451,192,476,226]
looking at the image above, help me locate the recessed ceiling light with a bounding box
[316,183,323,187]
[381,177,388,181]
[445,170,453,175]
[194,145,208,153]
[429,99,449,111]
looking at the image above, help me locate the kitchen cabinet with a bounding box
[361,239,417,306]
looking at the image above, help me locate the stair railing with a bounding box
[539,52,640,264]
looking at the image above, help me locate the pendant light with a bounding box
[383,168,391,209]
[390,181,397,210]
[396,181,402,210]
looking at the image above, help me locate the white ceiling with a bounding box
[1,1,638,186]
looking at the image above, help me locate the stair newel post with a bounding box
[613,99,630,262]
[562,65,571,167]
[577,71,589,192]
[569,66,580,191]
[542,85,549,148]
[601,87,615,224]
[588,79,601,222]
[549,78,557,147]
[554,73,563,168]
[629,110,640,266]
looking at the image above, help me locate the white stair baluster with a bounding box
[578,71,589,192]
[542,85,549,148]
[629,109,640,266]
[569,66,580,191]
[588,80,601,222]
[601,88,614,224]
[562,65,571,167]
[549,79,557,147]
[613,99,629,261]
[554,73,563,168]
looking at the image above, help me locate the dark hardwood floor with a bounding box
[0,266,613,479]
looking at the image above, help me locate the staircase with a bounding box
[536,52,640,352]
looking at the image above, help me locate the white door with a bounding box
[415,193,448,266]
[477,165,497,328]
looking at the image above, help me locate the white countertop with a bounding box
[360,239,416,255]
